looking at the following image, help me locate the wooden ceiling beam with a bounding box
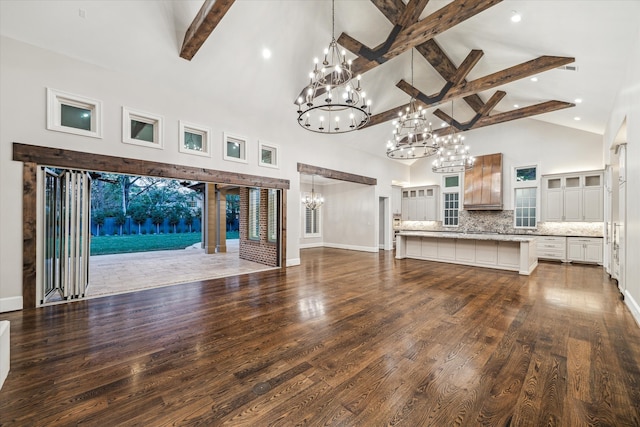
[180,0,235,61]
[448,49,484,86]
[368,55,574,127]
[431,100,575,136]
[415,39,486,112]
[297,0,501,103]
[433,90,505,130]
[370,0,406,24]
[398,0,431,27]
[344,0,502,76]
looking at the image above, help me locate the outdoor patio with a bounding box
[87,239,276,297]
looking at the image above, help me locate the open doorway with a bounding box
[41,168,275,301]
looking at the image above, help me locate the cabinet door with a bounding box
[415,198,427,220]
[564,188,582,221]
[425,187,437,220]
[406,237,422,257]
[392,187,402,215]
[567,241,585,261]
[544,189,563,221]
[583,187,603,221]
[408,199,418,220]
[401,198,409,221]
[585,241,603,263]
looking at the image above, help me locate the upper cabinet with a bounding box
[463,153,503,210]
[542,170,603,222]
[401,185,439,221]
[391,186,402,215]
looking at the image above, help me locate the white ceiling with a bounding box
[1,0,639,161]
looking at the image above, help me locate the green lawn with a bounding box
[91,233,203,255]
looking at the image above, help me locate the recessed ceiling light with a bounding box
[530,77,538,82]
[574,98,583,103]
[513,104,519,108]
[510,11,522,23]
[441,122,447,127]
[574,117,581,121]
[262,48,272,59]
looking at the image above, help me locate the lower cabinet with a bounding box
[537,236,566,262]
[567,237,603,264]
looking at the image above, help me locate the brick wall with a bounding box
[239,188,278,267]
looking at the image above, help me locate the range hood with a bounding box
[463,153,503,210]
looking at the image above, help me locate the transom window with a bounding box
[514,165,538,229]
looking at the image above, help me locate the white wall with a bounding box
[603,27,640,326]
[322,182,377,252]
[0,36,410,310]
[409,118,603,211]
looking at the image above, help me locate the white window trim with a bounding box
[442,173,461,227]
[513,164,539,229]
[258,140,279,169]
[179,121,211,157]
[223,132,248,164]
[46,88,103,139]
[122,107,163,149]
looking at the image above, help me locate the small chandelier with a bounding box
[432,101,475,173]
[302,175,324,210]
[386,50,436,159]
[296,0,371,134]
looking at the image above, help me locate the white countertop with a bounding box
[397,231,538,242]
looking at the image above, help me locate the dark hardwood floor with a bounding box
[1,248,639,426]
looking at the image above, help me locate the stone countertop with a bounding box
[397,231,538,242]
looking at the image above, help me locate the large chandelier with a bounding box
[386,50,436,159]
[431,101,475,173]
[301,175,324,210]
[296,0,371,134]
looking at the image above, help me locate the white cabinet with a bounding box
[542,171,603,222]
[391,186,402,215]
[537,236,566,261]
[567,237,603,264]
[401,186,439,221]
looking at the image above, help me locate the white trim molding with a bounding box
[258,140,279,169]
[179,121,211,157]
[625,290,640,328]
[223,132,248,164]
[122,106,163,149]
[46,88,103,138]
[0,296,23,313]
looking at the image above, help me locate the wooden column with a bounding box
[23,162,37,309]
[216,187,227,253]
[205,183,216,254]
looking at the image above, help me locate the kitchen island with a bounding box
[396,231,538,275]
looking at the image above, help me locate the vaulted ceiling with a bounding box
[1,0,639,160]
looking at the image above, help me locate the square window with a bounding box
[223,132,248,163]
[122,107,163,149]
[179,121,211,157]
[258,141,279,169]
[47,88,102,138]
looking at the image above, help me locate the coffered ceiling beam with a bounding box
[180,0,235,61]
[367,55,574,127]
[431,100,575,136]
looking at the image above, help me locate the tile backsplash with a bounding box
[402,210,604,237]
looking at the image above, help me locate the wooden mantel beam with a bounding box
[367,55,574,127]
[180,0,235,61]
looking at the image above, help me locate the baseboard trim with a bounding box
[624,290,640,328]
[299,242,324,249]
[323,243,379,253]
[286,258,301,267]
[0,297,22,313]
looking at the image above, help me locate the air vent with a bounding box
[557,65,579,71]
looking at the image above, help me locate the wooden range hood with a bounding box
[463,153,503,210]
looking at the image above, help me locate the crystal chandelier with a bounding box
[386,50,436,159]
[431,101,475,173]
[296,0,371,134]
[301,175,324,210]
